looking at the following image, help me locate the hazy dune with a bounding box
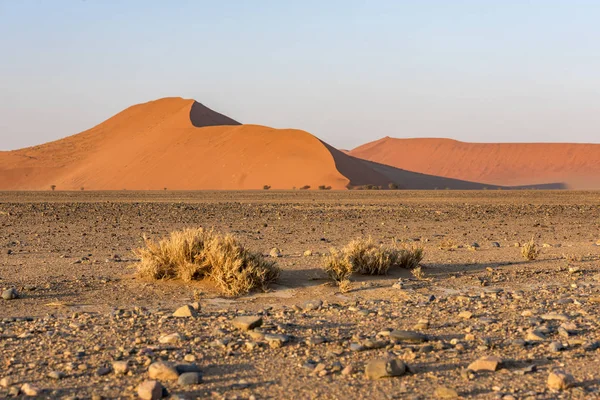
[350,137,600,189]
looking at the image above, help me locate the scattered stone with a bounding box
[547,370,575,390]
[365,358,407,379]
[342,365,354,375]
[159,333,182,344]
[458,311,473,319]
[0,377,12,388]
[20,383,41,396]
[549,341,564,353]
[302,299,323,311]
[491,242,500,247]
[175,363,202,374]
[47,370,65,380]
[390,330,428,343]
[269,248,282,258]
[303,250,313,257]
[232,316,263,331]
[526,331,546,342]
[97,366,111,376]
[178,372,202,386]
[137,380,164,400]
[467,356,502,372]
[541,313,569,322]
[148,361,179,381]
[434,387,459,399]
[173,304,198,318]
[112,361,129,374]
[1,288,19,300]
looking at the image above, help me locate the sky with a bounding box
[1,0,599,151]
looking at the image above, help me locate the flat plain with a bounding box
[1,190,599,399]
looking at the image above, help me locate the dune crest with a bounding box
[350,137,600,189]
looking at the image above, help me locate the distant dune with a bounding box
[350,137,600,189]
[1,98,570,191]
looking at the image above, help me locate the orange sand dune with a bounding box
[350,137,600,189]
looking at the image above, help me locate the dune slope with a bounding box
[350,137,600,189]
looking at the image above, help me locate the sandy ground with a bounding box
[1,190,599,399]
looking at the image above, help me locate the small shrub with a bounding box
[135,228,280,296]
[344,238,397,275]
[411,266,426,280]
[521,237,540,261]
[300,185,311,190]
[388,183,399,190]
[263,185,271,190]
[323,248,353,283]
[318,185,332,190]
[80,187,84,191]
[50,185,56,191]
[397,243,424,269]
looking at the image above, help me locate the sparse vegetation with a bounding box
[80,187,84,191]
[439,238,459,251]
[263,185,271,190]
[322,238,424,282]
[411,266,426,280]
[388,182,399,190]
[318,185,332,190]
[323,248,353,283]
[521,237,540,261]
[300,185,311,190]
[135,228,280,296]
[50,185,56,191]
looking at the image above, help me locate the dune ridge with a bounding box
[350,137,600,189]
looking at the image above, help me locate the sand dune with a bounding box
[350,137,600,189]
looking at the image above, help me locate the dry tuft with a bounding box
[323,248,354,283]
[135,228,280,296]
[397,243,425,269]
[521,237,540,261]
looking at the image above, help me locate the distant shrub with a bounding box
[135,228,280,296]
[263,185,271,190]
[300,185,311,190]
[318,185,332,190]
[50,185,56,191]
[354,184,382,190]
[80,187,84,191]
[388,183,399,190]
[521,237,540,261]
[164,187,167,191]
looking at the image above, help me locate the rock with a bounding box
[458,311,473,319]
[491,242,500,247]
[97,366,111,376]
[302,299,323,311]
[467,356,502,372]
[549,341,564,353]
[341,365,354,375]
[303,250,313,257]
[1,288,19,300]
[47,370,64,380]
[178,372,202,386]
[148,361,179,381]
[231,316,263,331]
[350,343,366,352]
[547,370,575,390]
[389,330,428,343]
[112,361,129,374]
[470,242,480,248]
[0,377,12,388]
[526,331,546,342]
[158,333,182,344]
[137,380,164,400]
[434,386,459,399]
[541,313,569,322]
[173,305,198,318]
[269,248,282,258]
[20,383,41,396]
[183,354,196,362]
[264,333,290,346]
[365,358,407,379]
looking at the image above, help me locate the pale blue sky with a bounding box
[1,0,599,150]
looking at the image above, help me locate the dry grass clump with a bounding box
[135,228,279,296]
[323,248,354,282]
[521,237,540,261]
[322,238,425,284]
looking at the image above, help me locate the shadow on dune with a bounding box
[189,101,241,128]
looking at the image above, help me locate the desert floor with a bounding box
[1,190,599,399]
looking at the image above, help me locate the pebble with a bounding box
[547,370,575,390]
[178,372,202,386]
[148,361,179,381]
[467,356,502,372]
[458,311,473,319]
[47,370,65,380]
[231,316,263,331]
[20,383,41,396]
[526,331,546,342]
[549,341,564,352]
[303,250,313,257]
[1,288,19,300]
[541,313,569,322]
[365,358,407,379]
[112,361,129,374]
[159,333,182,344]
[303,299,323,311]
[137,380,164,400]
[173,304,198,318]
[434,386,459,399]
[389,330,428,343]
[269,248,282,258]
